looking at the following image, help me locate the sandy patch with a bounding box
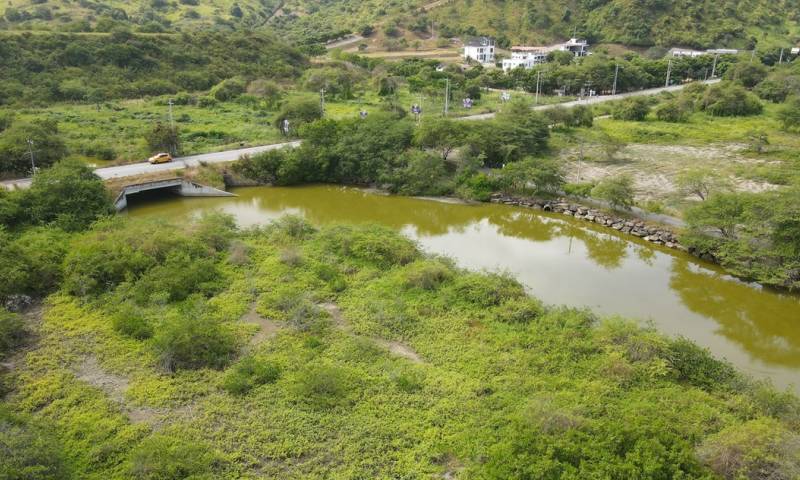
[75,356,160,424]
[241,304,281,344]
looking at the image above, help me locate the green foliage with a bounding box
[290,363,352,408]
[591,175,635,210]
[697,418,800,480]
[221,355,281,395]
[384,150,452,196]
[144,122,180,155]
[0,32,306,105]
[210,77,247,102]
[725,61,768,88]
[667,337,737,391]
[111,303,153,340]
[319,224,418,267]
[493,297,544,324]
[128,434,222,479]
[497,156,565,196]
[702,82,763,117]
[612,97,651,121]
[470,102,550,167]
[403,259,454,290]
[0,406,69,480]
[0,119,67,176]
[654,97,692,122]
[153,299,237,371]
[414,118,467,161]
[675,168,729,201]
[273,98,323,133]
[777,96,800,131]
[563,182,595,197]
[19,159,111,232]
[0,309,25,359]
[451,271,526,307]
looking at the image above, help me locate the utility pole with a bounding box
[612,63,620,95]
[779,48,784,65]
[443,78,450,117]
[320,88,326,116]
[665,59,672,88]
[535,70,541,105]
[26,138,36,175]
[750,49,756,64]
[167,99,174,129]
[711,54,719,78]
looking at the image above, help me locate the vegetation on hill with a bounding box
[424,0,799,49]
[1,186,799,477]
[0,31,306,105]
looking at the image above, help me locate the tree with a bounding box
[414,118,467,160]
[0,120,67,176]
[153,300,236,371]
[675,168,729,201]
[612,97,650,121]
[145,122,180,155]
[777,96,800,131]
[273,98,323,133]
[591,175,635,210]
[498,157,565,195]
[210,77,246,101]
[246,79,284,108]
[685,192,748,238]
[20,159,112,232]
[655,98,692,122]
[386,150,452,196]
[725,61,768,88]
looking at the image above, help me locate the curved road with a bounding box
[2,79,719,189]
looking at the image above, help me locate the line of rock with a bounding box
[489,193,687,251]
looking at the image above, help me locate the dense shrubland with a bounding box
[1,206,798,478]
[0,31,306,105]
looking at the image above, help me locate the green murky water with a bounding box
[127,185,800,390]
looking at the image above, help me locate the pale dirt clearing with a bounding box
[241,304,281,344]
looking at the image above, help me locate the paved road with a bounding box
[2,141,300,190]
[457,78,721,121]
[2,79,719,189]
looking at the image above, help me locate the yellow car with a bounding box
[148,152,173,164]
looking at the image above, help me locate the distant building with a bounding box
[790,47,799,55]
[669,47,739,58]
[501,38,589,72]
[463,37,495,64]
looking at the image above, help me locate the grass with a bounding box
[3,216,799,478]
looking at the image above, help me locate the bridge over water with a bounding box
[114,178,234,211]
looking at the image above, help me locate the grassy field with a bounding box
[2,87,570,165]
[4,215,798,478]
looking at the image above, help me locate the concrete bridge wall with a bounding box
[114,178,234,211]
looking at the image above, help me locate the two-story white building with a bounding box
[501,38,589,71]
[463,37,495,64]
[501,47,549,71]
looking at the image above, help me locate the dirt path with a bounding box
[75,356,161,424]
[241,304,281,344]
[318,302,425,363]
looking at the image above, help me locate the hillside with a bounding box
[2,0,799,49]
[424,0,800,49]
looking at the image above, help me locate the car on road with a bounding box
[148,152,173,164]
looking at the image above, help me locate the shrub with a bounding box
[221,355,281,395]
[404,260,453,290]
[667,337,737,390]
[697,418,800,480]
[702,82,763,117]
[655,99,692,122]
[493,298,544,324]
[273,98,323,132]
[128,434,222,479]
[0,310,25,358]
[777,96,800,131]
[130,252,222,304]
[291,363,351,408]
[270,215,316,239]
[452,272,526,307]
[563,182,595,197]
[0,120,67,176]
[144,122,180,155]
[0,406,68,480]
[612,97,650,121]
[210,77,246,102]
[112,304,153,340]
[320,225,418,267]
[153,301,237,371]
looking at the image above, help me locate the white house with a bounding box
[669,47,739,58]
[463,36,495,64]
[502,47,549,71]
[501,38,589,71]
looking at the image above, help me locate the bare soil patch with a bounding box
[75,356,159,424]
[241,304,281,344]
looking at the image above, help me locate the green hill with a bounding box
[4,0,797,50]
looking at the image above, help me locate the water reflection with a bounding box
[670,259,800,368]
[127,185,800,389]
